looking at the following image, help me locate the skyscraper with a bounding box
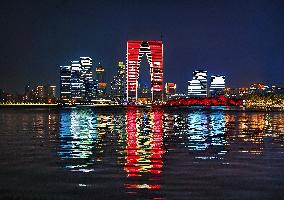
[110,61,126,103]
[210,75,225,97]
[60,57,96,105]
[80,57,95,101]
[95,64,107,99]
[188,70,207,97]
[126,40,163,103]
[70,61,84,103]
[96,64,105,83]
[188,79,204,97]
[60,66,71,104]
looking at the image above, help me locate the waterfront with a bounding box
[0,107,284,199]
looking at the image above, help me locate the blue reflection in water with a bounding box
[186,110,226,159]
[59,108,97,172]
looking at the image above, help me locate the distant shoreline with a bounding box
[0,104,283,112]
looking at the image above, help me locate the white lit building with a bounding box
[80,57,95,101]
[70,61,85,103]
[188,70,208,97]
[210,75,225,97]
[60,66,71,103]
[60,57,96,105]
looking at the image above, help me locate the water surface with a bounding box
[0,107,284,199]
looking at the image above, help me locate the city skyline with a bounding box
[0,0,284,93]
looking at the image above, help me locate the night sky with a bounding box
[0,0,284,94]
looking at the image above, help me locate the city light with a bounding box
[0,41,284,110]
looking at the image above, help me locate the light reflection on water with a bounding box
[59,109,97,172]
[1,107,284,199]
[56,107,284,198]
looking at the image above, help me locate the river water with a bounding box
[0,107,284,199]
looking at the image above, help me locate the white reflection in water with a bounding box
[59,109,97,172]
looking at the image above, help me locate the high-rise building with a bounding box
[80,57,95,101]
[188,80,204,97]
[47,86,56,99]
[95,64,107,99]
[60,66,71,104]
[188,70,207,97]
[96,64,105,83]
[35,85,44,99]
[210,75,225,97]
[126,40,163,103]
[60,57,96,104]
[110,61,126,103]
[70,61,84,103]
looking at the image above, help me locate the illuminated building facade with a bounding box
[127,40,163,102]
[29,85,57,103]
[95,64,107,99]
[249,83,270,94]
[60,57,95,104]
[210,75,225,97]
[47,86,56,98]
[80,57,95,101]
[110,61,126,103]
[70,61,85,102]
[188,70,207,97]
[165,83,176,95]
[164,82,176,101]
[47,86,56,99]
[60,66,72,103]
[35,85,44,99]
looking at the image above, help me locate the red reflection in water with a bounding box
[149,108,164,175]
[124,106,164,190]
[125,107,140,177]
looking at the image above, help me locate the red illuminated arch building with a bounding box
[127,40,163,102]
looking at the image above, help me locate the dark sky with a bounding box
[0,0,284,93]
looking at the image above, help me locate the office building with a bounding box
[80,57,95,101]
[47,86,56,99]
[95,64,107,99]
[70,61,84,103]
[210,75,225,97]
[110,61,126,103]
[35,85,44,99]
[188,70,207,97]
[60,66,72,104]
[60,57,96,104]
